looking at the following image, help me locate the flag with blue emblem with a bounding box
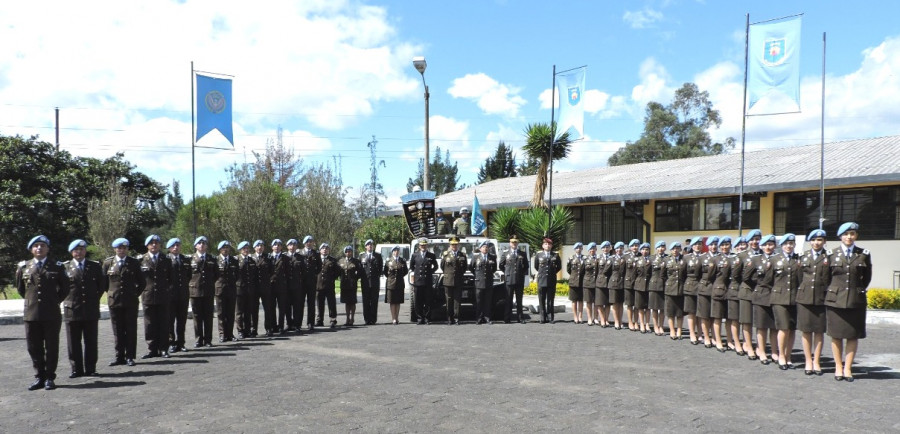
[555,66,586,140]
[196,73,234,145]
[471,192,486,236]
[748,16,802,112]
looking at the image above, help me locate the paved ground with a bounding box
[1,299,899,433]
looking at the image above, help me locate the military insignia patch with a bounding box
[205,90,227,114]
[763,38,786,65]
[567,86,580,106]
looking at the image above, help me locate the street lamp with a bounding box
[413,56,430,192]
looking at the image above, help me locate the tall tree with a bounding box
[521,122,572,208]
[406,146,462,195]
[477,141,517,184]
[608,82,735,166]
[87,179,136,258]
[516,155,541,176]
[295,163,355,248]
[252,126,303,189]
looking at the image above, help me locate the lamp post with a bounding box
[413,56,430,192]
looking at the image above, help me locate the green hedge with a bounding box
[867,289,900,309]
[524,281,569,297]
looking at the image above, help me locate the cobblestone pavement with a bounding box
[1,305,899,433]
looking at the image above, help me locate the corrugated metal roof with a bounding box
[389,135,900,213]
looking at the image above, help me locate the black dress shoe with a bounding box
[44,379,56,390]
[141,353,158,360]
[834,375,844,381]
[161,352,170,358]
[169,345,179,353]
[109,359,126,366]
[237,333,245,339]
[844,376,854,382]
[486,319,493,325]
[779,364,788,371]
[315,322,324,327]
[28,379,44,391]
[85,371,99,377]
[307,324,315,331]
[690,340,700,345]
[805,370,814,375]
[814,370,823,376]
[194,342,204,348]
[69,371,83,379]
[265,331,273,337]
[125,359,136,367]
[519,320,527,324]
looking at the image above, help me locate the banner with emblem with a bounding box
[748,15,802,112]
[555,66,586,140]
[195,73,234,145]
[471,192,486,236]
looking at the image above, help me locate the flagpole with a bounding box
[191,61,197,239]
[819,32,826,230]
[547,65,556,236]
[738,14,749,237]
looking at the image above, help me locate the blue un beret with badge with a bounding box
[614,241,625,249]
[166,238,181,249]
[271,239,283,247]
[145,234,161,246]
[28,235,50,250]
[287,239,298,246]
[735,236,747,245]
[237,241,250,250]
[365,239,374,246]
[705,236,720,247]
[689,236,703,246]
[639,243,650,250]
[573,242,583,249]
[586,242,597,250]
[68,239,87,252]
[599,241,611,248]
[778,233,796,246]
[217,240,231,250]
[303,235,314,244]
[344,245,353,253]
[655,240,666,249]
[837,222,859,237]
[807,229,826,240]
[319,242,330,250]
[111,238,129,248]
[746,229,762,240]
[253,239,264,247]
[194,236,208,246]
[629,239,640,247]
[760,234,776,245]
[670,241,682,249]
[719,236,732,245]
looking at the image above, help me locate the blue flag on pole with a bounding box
[748,16,802,112]
[471,193,486,236]
[555,66,586,140]
[196,73,234,145]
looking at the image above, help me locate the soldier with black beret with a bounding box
[383,246,409,325]
[62,239,102,378]
[471,240,497,324]
[269,239,291,335]
[103,237,145,366]
[253,240,276,336]
[300,235,321,331]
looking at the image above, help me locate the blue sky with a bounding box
[2,0,899,208]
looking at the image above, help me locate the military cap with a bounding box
[460,207,469,214]
[319,242,330,250]
[286,238,298,246]
[837,222,859,237]
[480,240,493,248]
[166,238,181,249]
[344,245,353,253]
[391,245,401,252]
[27,235,50,250]
[639,243,650,250]
[586,242,597,250]
[303,235,314,244]
[253,239,264,247]
[271,239,283,246]
[112,238,129,248]
[719,236,733,245]
[68,239,87,252]
[365,239,374,246]
[449,236,460,245]
[217,240,231,250]
[599,241,611,248]
[614,241,625,249]
[690,236,703,246]
[628,239,640,247]
[573,242,583,249]
[807,229,826,240]
[144,234,161,246]
[670,241,683,249]
[760,234,776,245]
[237,241,250,250]
[509,235,519,242]
[418,237,428,245]
[194,236,208,246]
[778,233,796,246]
[654,240,666,249]
[436,208,444,214]
[705,236,720,247]
[746,229,762,240]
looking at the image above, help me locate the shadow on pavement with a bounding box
[0,337,25,342]
[98,370,175,378]
[175,352,236,358]
[59,380,147,389]
[143,359,209,365]
[861,366,900,380]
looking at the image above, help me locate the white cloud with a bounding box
[448,73,526,117]
[623,7,664,29]
[631,58,673,106]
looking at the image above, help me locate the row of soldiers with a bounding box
[562,222,872,379]
[15,233,387,391]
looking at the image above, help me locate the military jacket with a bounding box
[581,255,598,289]
[623,251,638,290]
[770,251,800,306]
[797,249,829,305]
[698,252,718,297]
[711,254,734,300]
[316,255,339,291]
[470,252,497,290]
[632,254,651,292]
[62,259,102,321]
[824,245,872,309]
[301,248,322,285]
[498,248,529,286]
[662,254,685,297]
[215,254,239,297]
[452,218,469,235]
[16,257,69,321]
[169,253,192,301]
[435,218,450,235]
[441,248,468,287]
[383,256,408,291]
[288,251,305,292]
[738,249,762,300]
[359,250,384,289]
[102,255,144,308]
[269,252,290,293]
[137,253,172,306]
[189,252,218,298]
[683,252,702,296]
[253,253,273,292]
[595,254,612,289]
[338,256,362,293]
[648,253,667,292]
[533,250,561,288]
[608,254,626,290]
[236,254,258,296]
[750,254,775,306]
[409,250,438,287]
[566,253,587,288]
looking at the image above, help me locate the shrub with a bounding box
[867,289,900,309]
[524,281,569,297]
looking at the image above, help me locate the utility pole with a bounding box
[367,136,386,217]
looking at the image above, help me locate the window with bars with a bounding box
[655,196,759,232]
[773,186,900,240]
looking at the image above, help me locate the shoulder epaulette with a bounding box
[136,254,145,259]
[18,260,28,268]
[825,249,833,255]
[863,249,870,255]
[55,261,64,266]
[105,256,116,262]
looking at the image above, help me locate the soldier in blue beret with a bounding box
[103,237,144,367]
[826,222,871,382]
[338,245,362,326]
[359,239,384,325]
[567,242,586,324]
[137,234,172,359]
[189,236,218,347]
[235,241,258,339]
[215,241,239,342]
[797,229,827,375]
[62,239,103,378]
[166,238,192,353]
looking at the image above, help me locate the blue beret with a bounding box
[705,236,720,247]
[735,236,747,245]
[217,240,231,250]
[271,239,283,246]
[778,233,796,246]
[28,235,50,249]
[719,236,732,245]
[237,241,250,250]
[303,235,314,244]
[746,229,762,240]
[614,242,625,249]
[145,234,161,246]
[573,242,583,249]
[689,236,702,246]
[586,242,597,250]
[319,242,330,250]
[111,238,129,248]
[639,243,650,250]
[599,241,611,248]
[166,238,181,249]
[654,240,666,249]
[670,242,682,249]
[68,239,87,252]
[344,245,353,252]
[253,239,264,247]
[807,229,826,240]
[286,238,298,246]
[628,239,640,247]
[194,236,208,246]
[365,239,374,246]
[837,222,859,237]
[760,234,776,245]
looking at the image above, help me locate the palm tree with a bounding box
[522,122,572,208]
